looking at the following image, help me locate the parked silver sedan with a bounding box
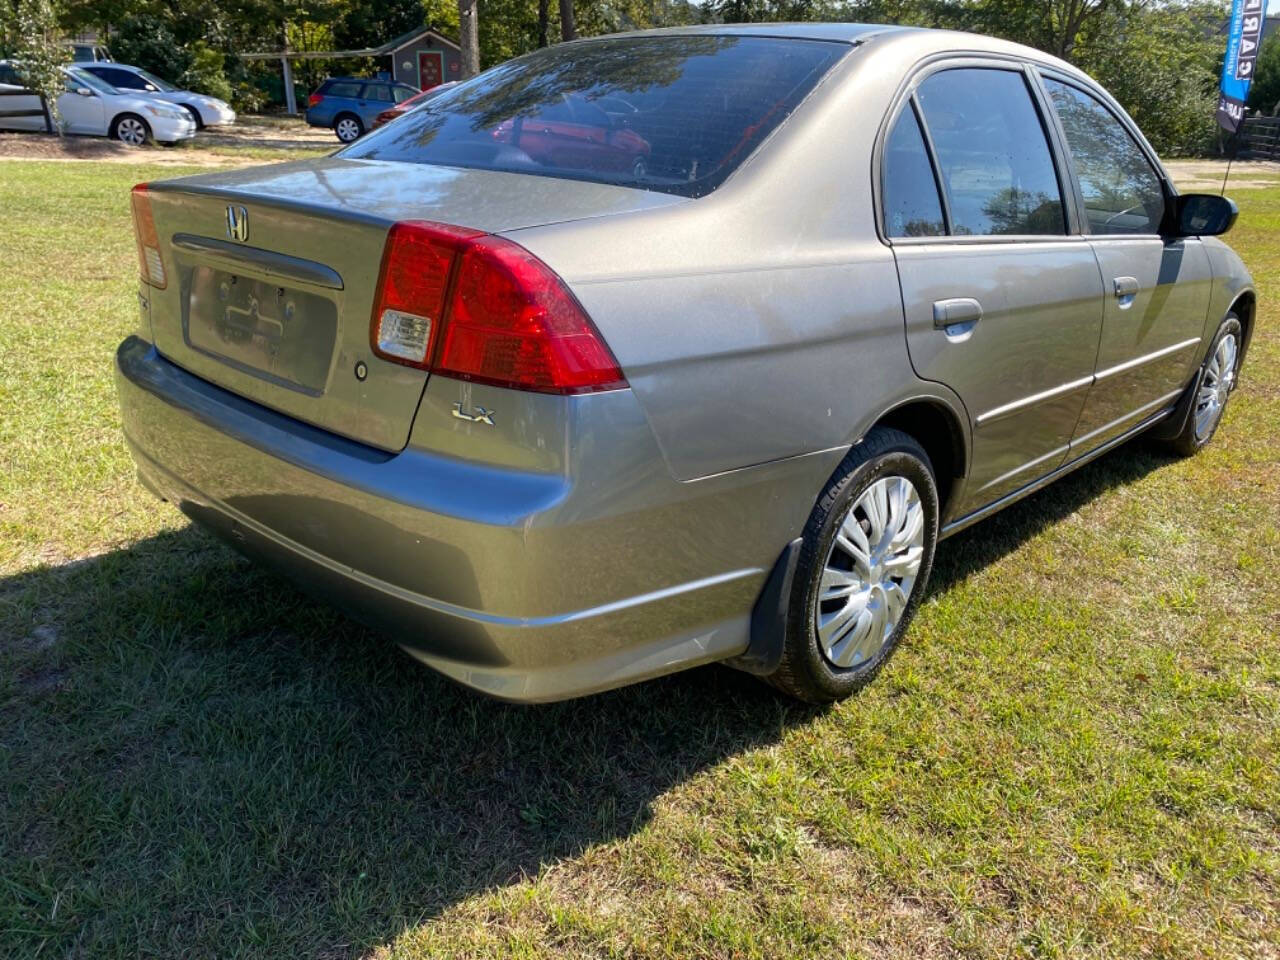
[115,25,1253,702]
[78,62,236,128]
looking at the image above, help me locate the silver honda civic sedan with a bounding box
[116,24,1254,702]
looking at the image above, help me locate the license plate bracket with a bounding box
[183,265,338,394]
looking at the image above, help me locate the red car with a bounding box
[371,82,458,129]
[491,94,651,177]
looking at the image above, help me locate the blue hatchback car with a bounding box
[306,76,419,143]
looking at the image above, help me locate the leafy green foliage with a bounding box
[179,40,232,100]
[108,13,189,84]
[11,0,68,133]
[1248,30,1280,116]
[1072,1,1223,156]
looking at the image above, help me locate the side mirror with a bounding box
[74,86,95,97]
[1171,193,1238,237]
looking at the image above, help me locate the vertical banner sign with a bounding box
[1218,0,1264,132]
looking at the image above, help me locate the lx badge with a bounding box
[451,402,496,426]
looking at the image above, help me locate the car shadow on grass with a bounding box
[0,526,814,956]
[0,438,1176,956]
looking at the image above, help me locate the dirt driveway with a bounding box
[0,115,334,167]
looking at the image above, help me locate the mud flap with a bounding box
[725,538,802,676]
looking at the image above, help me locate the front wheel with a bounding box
[765,427,939,703]
[111,113,151,147]
[1164,314,1242,457]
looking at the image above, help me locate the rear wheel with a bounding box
[181,104,204,129]
[111,113,151,147]
[766,427,939,703]
[334,114,363,143]
[1164,314,1241,457]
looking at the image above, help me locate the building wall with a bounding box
[391,38,462,89]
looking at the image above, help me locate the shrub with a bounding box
[178,41,232,101]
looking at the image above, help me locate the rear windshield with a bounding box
[339,35,847,197]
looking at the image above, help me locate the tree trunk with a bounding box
[559,0,576,42]
[538,0,550,47]
[459,0,480,79]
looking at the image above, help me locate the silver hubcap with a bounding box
[336,119,359,141]
[118,118,146,145]
[817,475,925,669]
[1194,333,1238,439]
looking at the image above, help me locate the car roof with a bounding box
[587,22,906,43]
[571,23,1084,79]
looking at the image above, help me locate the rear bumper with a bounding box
[115,337,835,700]
[205,105,236,126]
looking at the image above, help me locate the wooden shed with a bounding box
[383,27,462,90]
[241,26,462,114]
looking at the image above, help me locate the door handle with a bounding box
[1113,276,1139,310]
[1113,276,1139,298]
[932,297,983,329]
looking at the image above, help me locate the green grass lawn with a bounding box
[1,159,1277,959]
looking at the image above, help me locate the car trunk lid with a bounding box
[142,157,684,451]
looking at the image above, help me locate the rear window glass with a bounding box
[883,104,946,237]
[339,36,847,197]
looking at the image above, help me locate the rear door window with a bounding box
[882,104,946,237]
[915,68,1065,236]
[340,36,847,197]
[1042,78,1165,235]
[364,84,394,102]
[324,82,363,99]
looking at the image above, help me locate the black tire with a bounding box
[1164,314,1242,458]
[110,113,152,147]
[766,427,939,703]
[180,104,205,129]
[333,113,363,143]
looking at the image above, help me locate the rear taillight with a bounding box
[131,183,166,289]
[371,221,479,365]
[369,221,626,394]
[308,93,323,107]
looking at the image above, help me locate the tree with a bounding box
[333,0,423,50]
[558,0,574,40]
[459,0,479,77]
[109,14,189,84]
[1074,0,1222,156]
[1248,30,1280,116]
[12,0,68,133]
